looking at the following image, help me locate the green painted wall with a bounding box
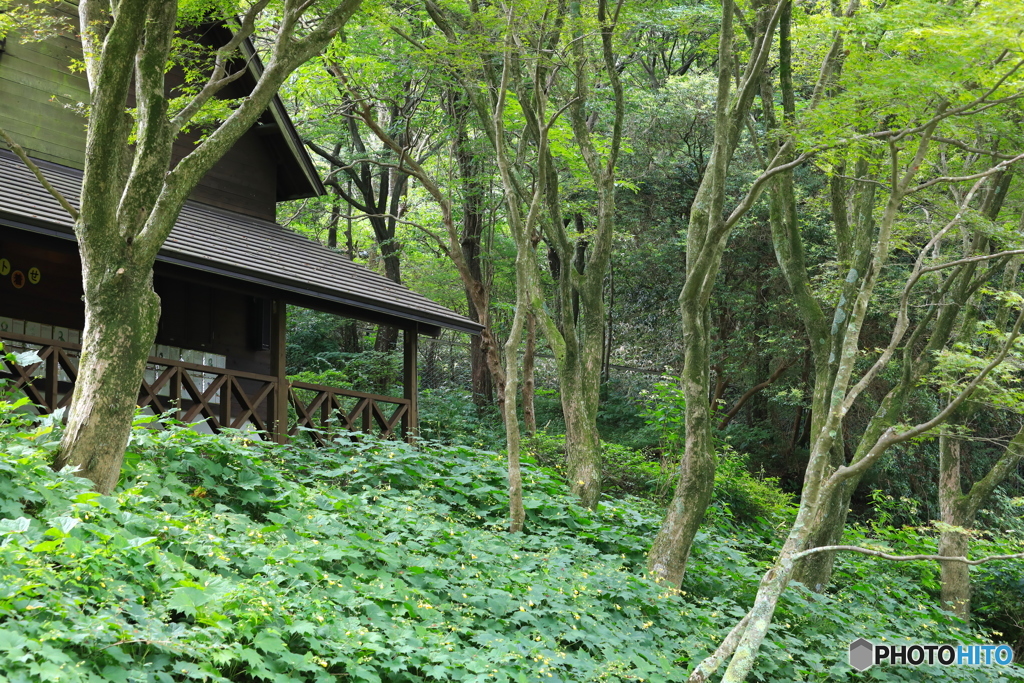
[0,4,89,169]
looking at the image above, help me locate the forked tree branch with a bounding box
[687,612,753,683]
[719,360,792,429]
[840,173,991,413]
[827,302,1024,491]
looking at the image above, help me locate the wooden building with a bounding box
[0,12,482,441]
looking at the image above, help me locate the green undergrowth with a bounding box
[0,401,1021,682]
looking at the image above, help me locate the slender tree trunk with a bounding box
[374,248,402,354]
[327,191,340,249]
[523,311,537,437]
[648,0,785,584]
[503,258,534,533]
[937,412,1024,621]
[455,119,494,408]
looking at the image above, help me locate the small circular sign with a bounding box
[11,270,25,289]
[28,267,40,284]
[0,258,9,276]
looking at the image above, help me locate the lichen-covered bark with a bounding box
[52,262,160,492]
[502,281,528,534]
[561,359,603,508]
[522,312,537,437]
[938,434,971,619]
[648,305,716,584]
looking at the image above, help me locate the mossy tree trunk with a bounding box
[775,176,1016,591]
[19,0,364,493]
[648,0,789,585]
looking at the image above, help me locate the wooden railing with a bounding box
[289,381,410,445]
[0,331,411,442]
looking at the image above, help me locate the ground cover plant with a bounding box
[0,400,1021,682]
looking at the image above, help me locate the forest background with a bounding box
[274,0,1024,675]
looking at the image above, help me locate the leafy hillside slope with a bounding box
[0,403,1019,682]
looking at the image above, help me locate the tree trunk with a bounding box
[53,260,161,493]
[648,304,716,584]
[452,96,494,408]
[648,0,784,584]
[502,260,532,533]
[939,433,972,620]
[523,311,537,437]
[374,249,402,353]
[789,473,856,590]
[38,0,365,494]
[937,421,1024,621]
[560,366,602,507]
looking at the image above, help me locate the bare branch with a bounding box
[279,198,309,227]
[169,0,271,135]
[825,62,1024,151]
[792,545,1024,566]
[933,136,1019,161]
[0,127,79,220]
[170,68,251,134]
[829,302,1024,488]
[719,360,792,429]
[543,96,582,134]
[920,249,1024,275]
[909,152,1024,194]
[723,147,811,232]
[841,173,990,413]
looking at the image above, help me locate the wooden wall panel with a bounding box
[0,9,89,169]
[170,127,278,221]
[1,8,280,219]
[153,272,272,376]
[0,233,273,377]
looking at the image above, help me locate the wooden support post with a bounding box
[269,299,289,444]
[219,377,231,429]
[402,324,418,442]
[169,368,182,422]
[44,349,58,412]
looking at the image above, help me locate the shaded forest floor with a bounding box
[0,402,1021,682]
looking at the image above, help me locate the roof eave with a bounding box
[0,210,482,337]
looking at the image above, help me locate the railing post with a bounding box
[269,299,289,444]
[169,368,182,422]
[402,324,418,441]
[220,376,231,428]
[44,347,58,412]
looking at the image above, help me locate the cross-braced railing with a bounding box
[1,331,411,442]
[1,330,279,434]
[288,380,410,446]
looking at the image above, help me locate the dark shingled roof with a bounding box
[0,150,483,336]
